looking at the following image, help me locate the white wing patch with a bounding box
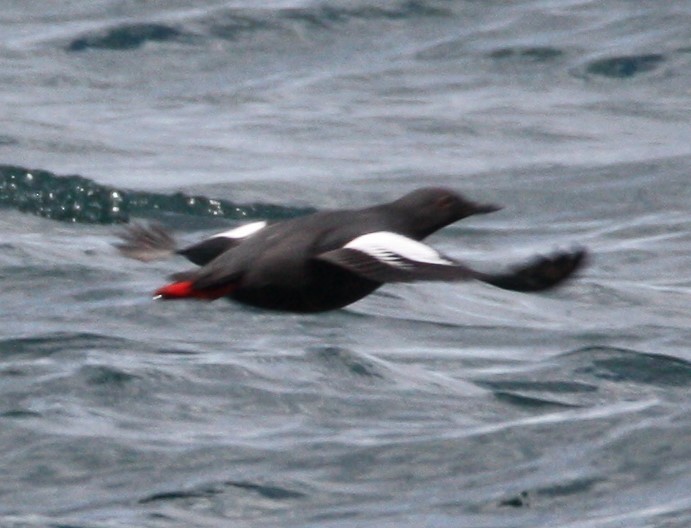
[344,232,456,268]
[211,221,267,240]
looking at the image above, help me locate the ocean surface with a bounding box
[1,1,690,527]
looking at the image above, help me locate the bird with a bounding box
[115,187,587,313]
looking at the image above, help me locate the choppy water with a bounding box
[2,1,691,527]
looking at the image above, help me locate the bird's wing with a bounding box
[115,220,267,265]
[177,221,267,265]
[316,231,587,292]
[316,232,478,283]
[114,222,177,262]
[477,249,588,292]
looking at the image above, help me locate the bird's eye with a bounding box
[436,195,455,209]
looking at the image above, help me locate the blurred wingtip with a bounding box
[114,221,177,262]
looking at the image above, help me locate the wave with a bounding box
[0,331,130,359]
[64,0,450,52]
[0,165,314,224]
[562,346,691,387]
[67,23,185,52]
[488,46,565,63]
[139,478,306,504]
[472,345,691,409]
[585,53,666,78]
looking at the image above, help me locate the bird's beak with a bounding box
[472,202,503,215]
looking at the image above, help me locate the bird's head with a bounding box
[389,187,501,238]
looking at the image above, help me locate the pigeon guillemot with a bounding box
[116,188,587,313]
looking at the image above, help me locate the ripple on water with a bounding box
[584,53,666,78]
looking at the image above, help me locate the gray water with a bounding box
[1,1,691,527]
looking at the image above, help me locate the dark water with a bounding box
[2,1,691,527]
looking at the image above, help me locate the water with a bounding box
[1,1,690,526]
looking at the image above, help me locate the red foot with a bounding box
[154,280,237,301]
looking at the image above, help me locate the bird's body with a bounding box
[116,188,587,313]
[197,211,383,312]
